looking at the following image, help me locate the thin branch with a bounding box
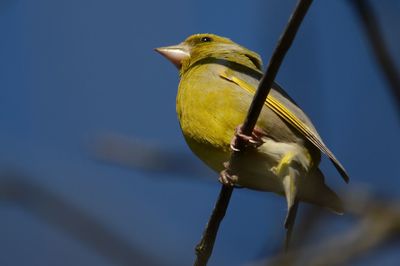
[194,186,233,266]
[92,133,211,178]
[260,191,400,266]
[0,171,160,266]
[241,0,313,135]
[193,0,314,265]
[351,0,400,114]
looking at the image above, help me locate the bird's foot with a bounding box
[230,125,264,151]
[219,169,238,186]
[218,162,242,187]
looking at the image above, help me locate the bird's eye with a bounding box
[200,36,212,43]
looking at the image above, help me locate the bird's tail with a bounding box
[299,168,344,214]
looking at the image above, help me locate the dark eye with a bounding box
[200,36,212,43]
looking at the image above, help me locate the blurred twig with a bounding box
[351,0,400,114]
[93,133,212,178]
[0,171,161,266]
[194,1,314,265]
[256,189,400,266]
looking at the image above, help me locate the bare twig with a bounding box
[92,133,211,178]
[194,187,233,266]
[0,171,161,266]
[260,191,400,266]
[193,1,314,265]
[241,0,313,134]
[351,0,400,114]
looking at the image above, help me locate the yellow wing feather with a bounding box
[219,72,349,183]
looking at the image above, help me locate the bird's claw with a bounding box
[230,125,264,152]
[219,169,239,187]
[219,162,243,188]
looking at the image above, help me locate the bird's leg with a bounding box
[230,125,264,151]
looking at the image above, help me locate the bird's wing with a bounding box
[219,71,349,183]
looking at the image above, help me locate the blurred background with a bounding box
[1,0,400,265]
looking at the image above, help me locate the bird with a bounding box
[155,33,349,244]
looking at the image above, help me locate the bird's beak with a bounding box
[155,44,190,69]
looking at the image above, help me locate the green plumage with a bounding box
[157,33,348,214]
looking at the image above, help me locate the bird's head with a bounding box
[155,33,262,73]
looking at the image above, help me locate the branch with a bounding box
[193,0,314,265]
[0,171,160,266]
[92,133,211,178]
[194,186,233,266]
[351,0,400,114]
[260,190,400,266]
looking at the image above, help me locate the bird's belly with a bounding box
[184,135,311,195]
[236,139,312,193]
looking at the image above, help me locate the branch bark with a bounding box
[351,0,400,114]
[193,0,314,265]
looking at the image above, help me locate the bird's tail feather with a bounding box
[299,168,344,214]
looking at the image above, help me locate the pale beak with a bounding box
[155,44,190,69]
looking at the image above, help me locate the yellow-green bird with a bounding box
[156,34,349,223]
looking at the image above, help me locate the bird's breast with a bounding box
[176,65,251,151]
